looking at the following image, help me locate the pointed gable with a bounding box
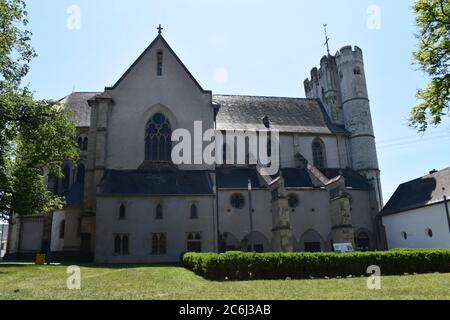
[105,35,210,94]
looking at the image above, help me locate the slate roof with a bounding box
[321,169,371,190]
[217,167,265,189]
[99,170,214,196]
[213,95,347,134]
[59,92,100,128]
[380,168,450,217]
[216,167,369,190]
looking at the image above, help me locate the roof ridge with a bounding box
[213,94,315,101]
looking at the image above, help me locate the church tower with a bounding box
[304,45,383,210]
[335,45,382,208]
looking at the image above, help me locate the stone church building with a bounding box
[6,30,385,263]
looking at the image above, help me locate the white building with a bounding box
[6,29,385,263]
[381,168,450,249]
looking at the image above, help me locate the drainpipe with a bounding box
[444,195,450,233]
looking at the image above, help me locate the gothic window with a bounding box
[77,136,83,150]
[152,233,167,255]
[356,232,370,251]
[353,67,361,75]
[157,51,163,76]
[114,235,121,254]
[82,137,88,151]
[62,165,71,194]
[155,204,163,220]
[122,235,129,255]
[187,233,202,252]
[312,138,326,169]
[119,204,126,220]
[114,234,129,255]
[145,113,172,162]
[59,220,65,239]
[288,194,300,209]
[190,204,198,220]
[77,135,88,151]
[76,163,85,184]
[230,193,245,209]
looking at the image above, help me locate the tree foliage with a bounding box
[0,0,78,219]
[409,0,450,131]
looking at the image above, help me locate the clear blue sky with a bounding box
[23,0,450,203]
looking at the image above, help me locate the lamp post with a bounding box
[248,179,254,252]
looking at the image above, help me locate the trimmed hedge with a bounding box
[183,250,450,281]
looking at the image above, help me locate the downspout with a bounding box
[444,195,450,233]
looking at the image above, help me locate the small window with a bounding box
[288,194,300,208]
[230,193,245,209]
[152,233,167,255]
[426,228,433,238]
[157,51,163,76]
[312,138,326,169]
[156,204,163,220]
[83,137,88,151]
[187,232,202,252]
[190,204,198,220]
[122,235,129,255]
[353,67,361,75]
[114,234,129,255]
[401,232,408,240]
[119,204,126,220]
[59,220,65,239]
[114,235,121,254]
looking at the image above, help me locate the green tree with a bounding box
[0,0,78,219]
[409,0,450,132]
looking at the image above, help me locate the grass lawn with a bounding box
[0,264,449,300]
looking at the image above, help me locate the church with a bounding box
[5,28,386,263]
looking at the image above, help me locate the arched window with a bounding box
[155,204,163,220]
[114,235,121,254]
[157,51,163,76]
[356,232,370,251]
[190,204,198,219]
[145,113,172,162]
[77,136,83,150]
[82,137,88,151]
[76,163,85,184]
[59,220,65,239]
[152,234,159,255]
[122,235,129,255]
[119,204,126,220]
[187,232,202,252]
[62,165,71,194]
[353,67,361,75]
[159,234,166,255]
[312,139,326,169]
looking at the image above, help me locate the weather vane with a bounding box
[323,24,330,56]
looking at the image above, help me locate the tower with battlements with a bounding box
[304,46,383,209]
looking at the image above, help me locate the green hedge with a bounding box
[183,250,450,281]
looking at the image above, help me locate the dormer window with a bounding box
[157,51,163,76]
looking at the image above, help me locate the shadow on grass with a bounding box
[1,262,184,270]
